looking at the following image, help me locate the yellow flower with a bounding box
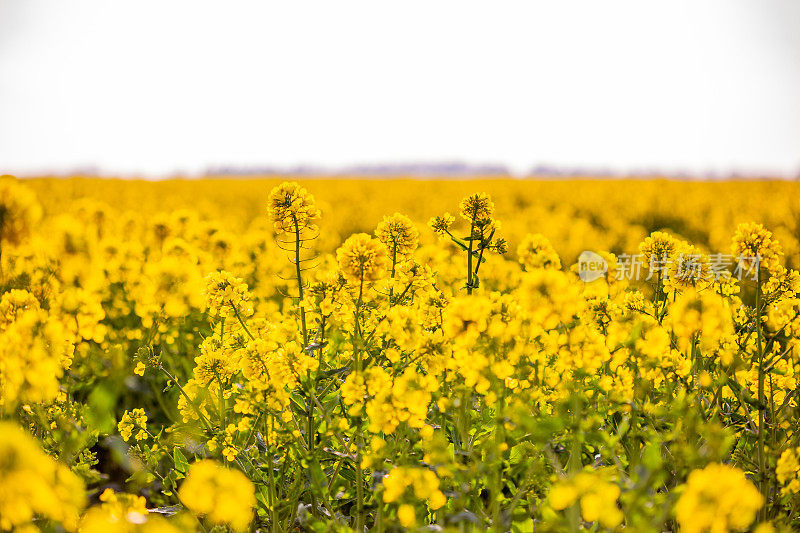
[429,490,447,511]
[80,506,180,532]
[178,460,255,532]
[777,447,800,495]
[382,466,444,512]
[0,289,40,329]
[341,372,366,406]
[397,504,416,527]
[548,483,578,510]
[375,213,419,260]
[623,290,647,312]
[118,408,148,442]
[665,243,711,290]
[223,446,238,462]
[203,270,254,318]
[443,295,492,342]
[193,336,236,385]
[0,308,74,408]
[548,471,622,528]
[458,192,495,224]
[53,287,107,343]
[428,212,455,237]
[336,233,390,284]
[134,361,146,376]
[731,222,783,274]
[0,422,85,531]
[79,488,173,533]
[666,288,733,353]
[83,485,188,531]
[675,463,762,533]
[0,176,43,247]
[267,181,321,234]
[517,233,561,270]
[639,231,678,269]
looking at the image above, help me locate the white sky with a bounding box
[0,0,799,178]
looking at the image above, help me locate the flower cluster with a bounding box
[178,460,256,532]
[118,408,148,442]
[458,192,495,224]
[336,233,391,285]
[0,422,86,531]
[375,212,419,260]
[79,488,180,533]
[0,175,42,248]
[517,233,561,270]
[548,470,623,529]
[674,463,763,533]
[777,447,800,495]
[203,270,254,318]
[266,181,321,234]
[382,466,447,526]
[0,302,75,407]
[731,221,783,274]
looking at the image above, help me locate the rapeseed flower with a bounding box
[178,460,255,532]
[732,222,783,274]
[267,181,321,234]
[675,463,762,533]
[336,233,390,284]
[118,408,148,442]
[0,422,85,531]
[375,212,419,260]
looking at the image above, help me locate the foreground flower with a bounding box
[203,271,254,318]
[79,488,181,532]
[548,471,623,529]
[459,192,495,224]
[382,466,447,512]
[375,213,419,260]
[118,408,148,442]
[675,463,762,533]
[731,222,783,274]
[638,231,678,269]
[178,460,255,532]
[0,307,74,408]
[428,212,455,237]
[267,181,321,233]
[336,233,391,284]
[777,447,800,495]
[0,422,85,531]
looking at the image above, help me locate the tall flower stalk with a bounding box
[429,193,506,294]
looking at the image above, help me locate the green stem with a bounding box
[389,244,397,299]
[230,302,255,340]
[159,365,214,434]
[466,221,475,294]
[756,266,768,520]
[215,372,226,428]
[292,216,308,345]
[266,415,279,533]
[491,382,506,532]
[353,273,366,531]
[291,216,318,517]
[568,389,583,533]
[355,433,365,531]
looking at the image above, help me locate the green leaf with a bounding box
[173,448,189,473]
[84,385,118,434]
[308,459,329,499]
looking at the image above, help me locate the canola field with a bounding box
[2,175,800,532]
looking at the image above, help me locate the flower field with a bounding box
[2,175,800,532]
